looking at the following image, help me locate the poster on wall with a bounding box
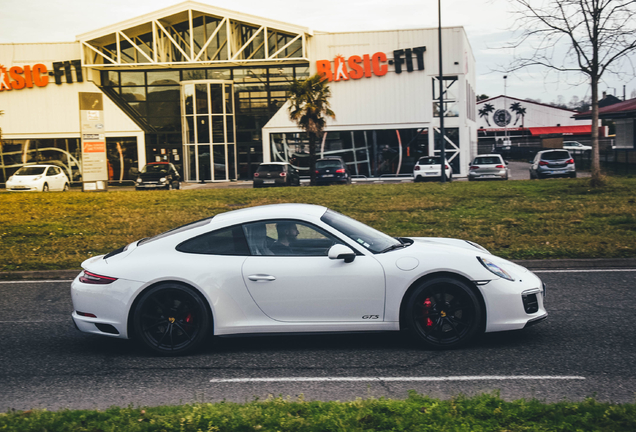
[79,92,108,191]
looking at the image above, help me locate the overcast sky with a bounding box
[1,0,633,104]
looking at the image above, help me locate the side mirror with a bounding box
[328,244,356,263]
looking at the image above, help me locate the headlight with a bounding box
[159,177,167,183]
[477,257,514,281]
[34,175,42,180]
[7,176,13,182]
[136,177,142,183]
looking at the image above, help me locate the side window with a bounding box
[244,220,342,257]
[176,225,249,255]
[46,167,55,176]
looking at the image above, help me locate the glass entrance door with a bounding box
[182,80,237,182]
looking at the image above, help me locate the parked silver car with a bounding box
[530,150,576,179]
[468,154,509,181]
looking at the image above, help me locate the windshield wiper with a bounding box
[380,242,407,253]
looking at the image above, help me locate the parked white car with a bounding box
[413,156,453,182]
[563,141,592,153]
[6,165,70,192]
[71,203,547,355]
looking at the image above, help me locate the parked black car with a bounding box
[135,162,181,190]
[529,150,576,179]
[253,162,301,188]
[315,157,351,185]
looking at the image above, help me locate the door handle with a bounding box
[248,274,276,282]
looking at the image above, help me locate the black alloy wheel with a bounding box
[63,183,70,191]
[42,183,49,192]
[133,283,210,355]
[407,277,482,349]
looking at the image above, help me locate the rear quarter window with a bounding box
[176,226,250,255]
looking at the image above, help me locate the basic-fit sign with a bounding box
[316,46,426,82]
[0,60,83,91]
[79,92,108,191]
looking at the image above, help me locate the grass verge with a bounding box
[2,392,635,431]
[1,177,636,271]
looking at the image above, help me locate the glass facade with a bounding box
[270,128,429,177]
[101,65,309,180]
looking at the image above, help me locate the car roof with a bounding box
[20,164,56,168]
[148,162,170,165]
[213,203,328,226]
[474,154,503,158]
[259,162,289,165]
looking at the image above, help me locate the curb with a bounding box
[2,258,636,281]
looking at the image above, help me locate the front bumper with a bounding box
[479,272,548,333]
[136,182,168,189]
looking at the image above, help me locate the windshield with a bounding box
[141,164,169,174]
[15,167,46,176]
[418,157,441,165]
[473,157,501,165]
[321,209,401,254]
[542,151,571,160]
[257,164,284,173]
[316,160,343,169]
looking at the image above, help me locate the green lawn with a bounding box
[2,177,636,271]
[1,392,635,431]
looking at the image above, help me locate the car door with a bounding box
[241,220,386,322]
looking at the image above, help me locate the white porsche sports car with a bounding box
[71,204,547,355]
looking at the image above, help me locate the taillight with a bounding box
[315,170,320,174]
[539,161,549,166]
[79,271,117,285]
[414,166,420,171]
[336,168,345,173]
[279,172,287,177]
[445,165,449,169]
[566,158,574,164]
[470,165,479,170]
[253,172,260,177]
[496,165,505,168]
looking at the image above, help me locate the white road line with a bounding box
[0,280,74,284]
[210,376,585,383]
[533,269,636,273]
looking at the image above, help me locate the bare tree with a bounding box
[508,0,636,186]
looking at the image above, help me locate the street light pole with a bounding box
[503,75,507,145]
[438,0,446,183]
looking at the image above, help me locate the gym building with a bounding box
[0,1,477,185]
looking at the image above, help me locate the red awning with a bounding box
[527,125,592,136]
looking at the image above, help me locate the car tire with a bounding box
[406,277,483,349]
[133,283,211,356]
[42,183,49,192]
[63,183,69,191]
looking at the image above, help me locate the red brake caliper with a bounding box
[185,313,193,324]
[423,298,433,327]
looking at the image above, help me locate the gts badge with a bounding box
[362,315,379,320]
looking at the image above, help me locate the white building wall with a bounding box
[477,96,589,130]
[263,27,477,176]
[0,43,145,165]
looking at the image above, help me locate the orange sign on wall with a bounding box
[0,64,49,91]
[317,46,426,82]
[83,142,106,153]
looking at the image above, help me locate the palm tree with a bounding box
[478,103,495,126]
[509,102,527,125]
[288,74,335,186]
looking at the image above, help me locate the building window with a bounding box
[432,76,459,117]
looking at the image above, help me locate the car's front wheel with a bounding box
[133,283,211,355]
[42,183,49,192]
[406,277,482,349]
[63,183,69,191]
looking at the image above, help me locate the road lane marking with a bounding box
[210,376,585,383]
[533,269,636,273]
[0,280,74,284]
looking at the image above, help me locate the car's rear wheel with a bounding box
[406,277,482,349]
[133,283,211,355]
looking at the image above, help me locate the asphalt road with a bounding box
[1,269,635,411]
